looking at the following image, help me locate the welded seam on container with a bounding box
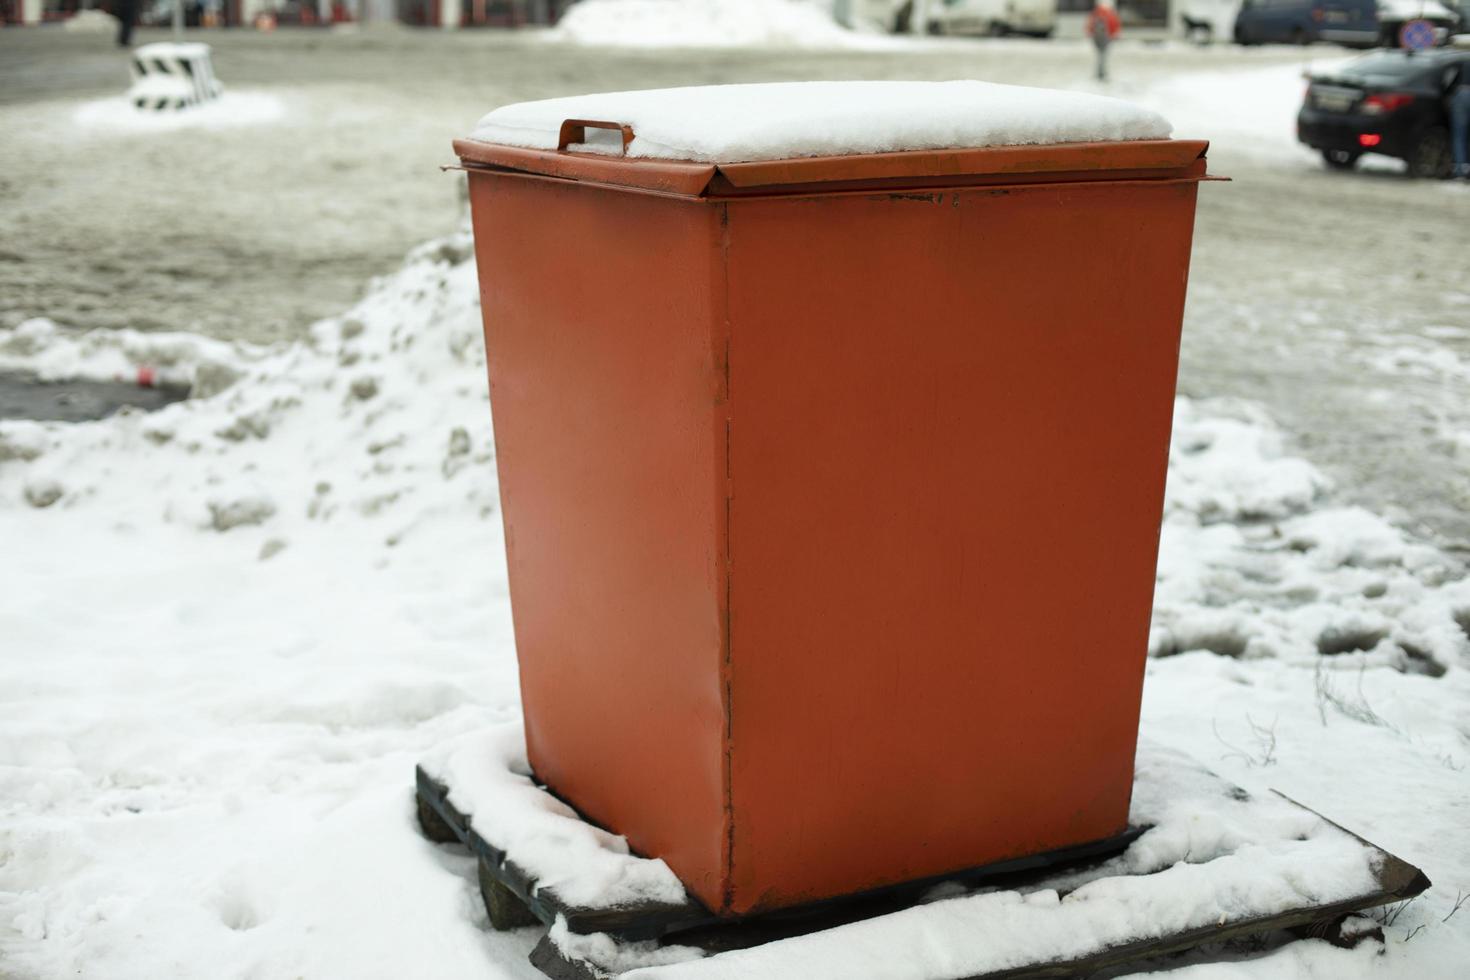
[704,173,1216,204]
[717,202,736,914]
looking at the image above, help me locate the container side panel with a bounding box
[468,173,728,908]
[724,181,1199,914]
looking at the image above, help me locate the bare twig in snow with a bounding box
[1373,896,1419,928]
[1214,714,1279,767]
[1314,659,1400,733]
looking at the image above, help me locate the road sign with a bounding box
[1400,19,1437,51]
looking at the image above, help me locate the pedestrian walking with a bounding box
[1450,62,1470,180]
[1087,0,1121,84]
[115,0,138,47]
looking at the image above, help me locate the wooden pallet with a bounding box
[415,764,1429,980]
[416,765,1143,940]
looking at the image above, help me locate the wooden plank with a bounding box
[529,936,605,980]
[713,140,1210,189]
[526,842,1428,980]
[415,766,712,939]
[969,857,1427,979]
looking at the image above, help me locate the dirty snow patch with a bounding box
[0,316,258,394]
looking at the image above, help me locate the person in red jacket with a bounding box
[1086,0,1122,83]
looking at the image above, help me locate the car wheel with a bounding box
[1321,149,1361,171]
[1408,128,1452,179]
[1290,26,1309,45]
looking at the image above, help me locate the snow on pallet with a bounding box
[416,723,1429,980]
[128,42,223,113]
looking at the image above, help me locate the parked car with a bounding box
[930,0,1056,36]
[1234,0,1379,46]
[1297,47,1470,176]
[1234,0,1460,46]
[882,0,1056,37]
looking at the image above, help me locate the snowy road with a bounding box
[2,27,1468,551]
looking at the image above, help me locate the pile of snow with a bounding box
[0,316,255,393]
[0,231,490,542]
[2,230,1467,977]
[1158,398,1469,675]
[71,91,286,134]
[62,9,118,32]
[0,231,526,980]
[470,81,1172,163]
[553,0,859,49]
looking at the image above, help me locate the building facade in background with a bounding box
[0,0,570,26]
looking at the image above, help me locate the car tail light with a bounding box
[1360,93,1414,115]
[1312,7,1324,20]
[1359,133,1382,147]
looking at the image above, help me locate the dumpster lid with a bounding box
[467,81,1171,165]
[455,81,1204,197]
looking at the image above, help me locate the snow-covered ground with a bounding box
[2,227,1467,979]
[71,90,286,134]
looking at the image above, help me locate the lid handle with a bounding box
[557,119,636,155]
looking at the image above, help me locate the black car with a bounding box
[1297,48,1470,178]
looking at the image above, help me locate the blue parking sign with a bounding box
[1399,19,1436,51]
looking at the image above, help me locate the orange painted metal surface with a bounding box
[454,138,718,197]
[453,137,1207,197]
[714,139,1207,187]
[462,135,1207,917]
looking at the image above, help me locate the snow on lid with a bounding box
[468,81,1173,165]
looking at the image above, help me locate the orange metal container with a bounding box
[457,130,1209,917]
